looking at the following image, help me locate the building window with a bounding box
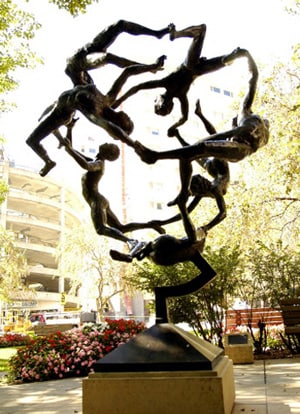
[224,89,233,97]
[210,86,221,94]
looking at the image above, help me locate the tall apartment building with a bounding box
[0,159,85,313]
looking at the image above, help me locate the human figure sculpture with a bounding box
[58,128,165,245]
[26,55,166,177]
[113,24,252,137]
[134,49,269,167]
[65,20,174,86]
[151,99,230,234]
[29,19,269,283]
[110,231,206,270]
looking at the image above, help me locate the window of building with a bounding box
[210,86,221,94]
[223,89,233,97]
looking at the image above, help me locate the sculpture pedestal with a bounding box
[224,333,254,364]
[224,344,254,364]
[82,324,235,414]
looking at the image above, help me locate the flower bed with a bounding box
[0,333,32,348]
[8,318,145,383]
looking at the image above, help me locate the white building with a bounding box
[0,159,85,313]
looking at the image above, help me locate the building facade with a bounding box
[0,159,85,314]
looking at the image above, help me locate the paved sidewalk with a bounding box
[233,357,300,414]
[0,357,299,413]
[0,374,82,414]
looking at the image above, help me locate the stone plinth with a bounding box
[224,344,254,364]
[83,356,234,414]
[83,324,235,414]
[224,333,254,364]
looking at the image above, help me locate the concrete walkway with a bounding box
[233,357,300,414]
[0,357,299,414]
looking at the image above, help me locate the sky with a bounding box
[1,0,298,182]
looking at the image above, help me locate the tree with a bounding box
[244,241,300,308]
[0,178,8,205]
[49,0,99,16]
[0,159,22,301]
[56,223,126,318]
[0,1,42,113]
[0,227,28,301]
[0,0,100,114]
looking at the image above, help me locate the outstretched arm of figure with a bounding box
[148,195,201,227]
[111,78,164,108]
[85,52,141,71]
[107,55,166,103]
[167,95,189,137]
[194,99,217,135]
[85,114,136,148]
[202,191,226,233]
[172,99,217,147]
[38,102,57,122]
[59,126,98,171]
[64,143,99,171]
[221,47,258,114]
[54,117,79,148]
[134,118,252,165]
[242,51,258,113]
[201,124,249,142]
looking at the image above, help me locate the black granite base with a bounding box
[93,323,224,372]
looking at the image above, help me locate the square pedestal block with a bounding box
[83,355,235,414]
[224,344,254,364]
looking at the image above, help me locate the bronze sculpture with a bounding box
[59,125,165,244]
[26,56,166,176]
[26,21,269,321]
[151,99,229,235]
[113,25,255,137]
[65,20,173,86]
[133,49,269,165]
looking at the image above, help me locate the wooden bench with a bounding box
[225,307,283,330]
[280,298,300,353]
[31,323,74,336]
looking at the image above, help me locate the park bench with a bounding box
[30,323,74,336]
[279,298,300,353]
[225,307,283,330]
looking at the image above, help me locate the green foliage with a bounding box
[56,223,124,317]
[0,0,99,113]
[286,0,300,15]
[169,245,244,345]
[49,0,98,16]
[0,1,41,112]
[244,241,300,307]
[0,226,28,301]
[127,244,243,345]
[0,347,18,373]
[0,179,8,205]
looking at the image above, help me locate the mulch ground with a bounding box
[254,349,300,360]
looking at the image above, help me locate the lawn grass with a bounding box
[0,347,18,372]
